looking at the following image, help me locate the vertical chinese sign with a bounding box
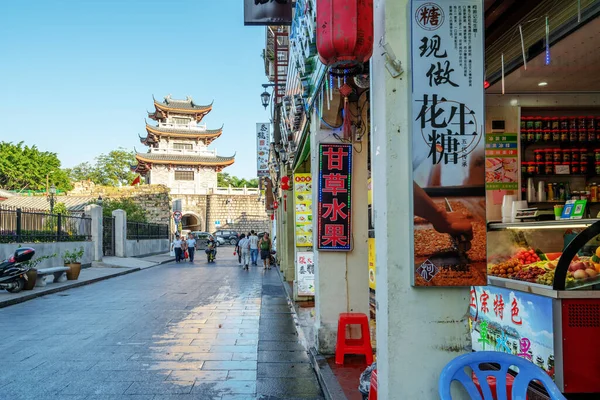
[411,0,487,286]
[256,123,270,177]
[296,251,315,296]
[318,144,352,251]
[294,173,313,247]
[485,133,519,190]
[470,286,555,379]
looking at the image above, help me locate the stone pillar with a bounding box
[371,1,470,398]
[312,110,370,354]
[85,204,103,262]
[113,209,127,258]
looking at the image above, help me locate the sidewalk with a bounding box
[0,253,174,309]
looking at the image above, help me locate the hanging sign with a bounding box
[294,173,313,247]
[410,0,486,287]
[244,0,293,26]
[296,251,315,296]
[470,286,555,380]
[317,144,352,251]
[256,123,270,177]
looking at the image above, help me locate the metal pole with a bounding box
[16,208,22,243]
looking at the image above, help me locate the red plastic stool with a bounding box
[335,312,373,365]
[368,369,378,400]
[472,370,523,400]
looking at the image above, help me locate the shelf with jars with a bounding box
[520,115,599,146]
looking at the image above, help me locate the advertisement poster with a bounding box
[485,133,519,190]
[243,0,292,26]
[317,144,352,251]
[368,238,376,291]
[470,286,555,379]
[294,173,313,247]
[256,123,270,177]
[296,251,315,296]
[411,0,486,286]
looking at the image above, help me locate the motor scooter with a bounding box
[0,248,35,293]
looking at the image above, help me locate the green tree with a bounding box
[66,148,137,187]
[100,198,147,222]
[0,141,72,192]
[217,173,259,188]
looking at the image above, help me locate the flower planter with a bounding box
[65,263,81,280]
[24,269,37,290]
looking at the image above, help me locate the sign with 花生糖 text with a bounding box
[411,0,486,287]
[469,286,555,379]
[317,144,352,251]
[294,173,313,247]
[296,251,315,296]
[256,123,270,177]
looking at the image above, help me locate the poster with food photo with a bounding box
[294,173,313,247]
[411,0,486,286]
[485,133,519,191]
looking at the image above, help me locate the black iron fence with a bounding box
[126,221,169,240]
[0,206,92,244]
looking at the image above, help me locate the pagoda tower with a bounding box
[136,95,235,195]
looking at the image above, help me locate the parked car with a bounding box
[213,230,240,245]
[190,232,222,249]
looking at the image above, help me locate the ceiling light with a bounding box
[538,82,548,87]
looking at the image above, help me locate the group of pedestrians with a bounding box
[235,230,272,270]
[172,232,196,263]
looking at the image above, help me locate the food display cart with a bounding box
[471,219,600,395]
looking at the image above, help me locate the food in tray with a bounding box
[514,248,542,265]
[488,258,522,278]
[513,266,547,283]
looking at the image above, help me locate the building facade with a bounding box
[136,95,235,195]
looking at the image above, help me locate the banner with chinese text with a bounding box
[485,133,519,190]
[244,0,292,26]
[256,123,270,177]
[317,144,352,251]
[411,0,486,286]
[296,251,315,296]
[470,286,555,379]
[294,173,313,247]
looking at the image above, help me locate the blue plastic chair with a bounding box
[439,351,566,400]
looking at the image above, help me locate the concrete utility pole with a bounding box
[371,1,471,398]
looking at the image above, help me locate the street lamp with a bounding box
[260,83,284,110]
[48,184,56,213]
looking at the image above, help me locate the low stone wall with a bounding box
[126,239,170,258]
[0,242,93,269]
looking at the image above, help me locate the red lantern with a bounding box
[273,201,279,210]
[281,176,290,185]
[270,214,275,221]
[316,0,374,69]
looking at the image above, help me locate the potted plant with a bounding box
[63,247,84,280]
[23,253,56,290]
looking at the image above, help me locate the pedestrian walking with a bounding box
[235,234,245,265]
[259,232,272,270]
[186,233,196,263]
[248,230,259,266]
[239,234,251,270]
[172,234,183,263]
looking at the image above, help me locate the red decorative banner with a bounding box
[317,144,352,251]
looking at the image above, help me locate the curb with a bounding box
[0,267,141,309]
[275,266,348,400]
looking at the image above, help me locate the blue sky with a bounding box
[0,0,269,179]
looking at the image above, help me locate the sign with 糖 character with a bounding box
[256,123,270,177]
[317,144,352,251]
[410,0,486,286]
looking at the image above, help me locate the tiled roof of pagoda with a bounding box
[146,123,223,138]
[135,152,235,166]
[148,95,213,122]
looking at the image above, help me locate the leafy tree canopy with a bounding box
[0,141,72,192]
[217,173,259,188]
[66,148,137,187]
[100,198,147,222]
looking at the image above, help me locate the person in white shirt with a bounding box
[238,234,251,270]
[248,230,259,266]
[186,233,197,263]
[172,235,183,263]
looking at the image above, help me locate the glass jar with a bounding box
[552,129,561,142]
[579,116,587,131]
[595,162,600,175]
[534,117,543,130]
[543,129,552,141]
[572,149,581,162]
[579,129,588,142]
[595,149,600,162]
[542,117,551,130]
[570,129,579,143]
[528,130,536,142]
[520,118,527,130]
[533,149,542,162]
[591,184,598,202]
[521,129,529,142]
[569,117,578,131]
[588,116,596,131]
[571,162,580,174]
[589,129,596,143]
[560,130,569,142]
[560,118,569,130]
[535,129,543,142]
[581,149,589,163]
[581,162,589,174]
[562,149,571,163]
[546,163,555,175]
[526,117,535,130]
[549,149,558,162]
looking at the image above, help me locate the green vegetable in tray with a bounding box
[535,249,548,261]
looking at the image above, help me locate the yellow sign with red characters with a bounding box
[294,173,313,247]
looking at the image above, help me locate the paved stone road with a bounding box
[0,253,324,400]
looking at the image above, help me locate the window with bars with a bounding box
[174,171,194,181]
[173,143,193,150]
[172,117,190,125]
